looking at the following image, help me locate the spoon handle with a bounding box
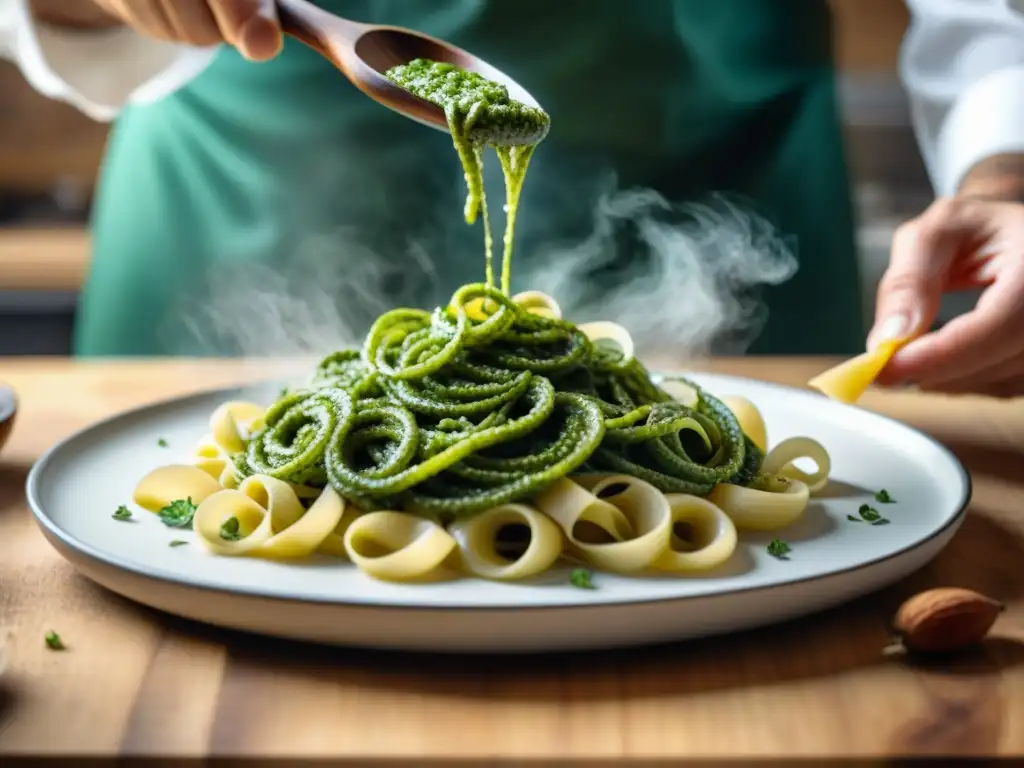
[276,0,366,56]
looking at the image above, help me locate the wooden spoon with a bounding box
[276,0,545,139]
[0,384,15,454]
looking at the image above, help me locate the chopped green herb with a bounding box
[858,504,882,522]
[157,497,197,529]
[112,505,133,521]
[767,539,791,560]
[569,568,595,589]
[169,540,189,547]
[220,516,242,541]
[874,489,894,503]
[855,504,890,526]
[847,514,862,522]
[44,631,64,650]
[157,437,169,448]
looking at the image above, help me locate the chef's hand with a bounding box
[80,0,282,60]
[869,155,1024,398]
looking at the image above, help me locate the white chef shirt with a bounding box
[2,0,1023,197]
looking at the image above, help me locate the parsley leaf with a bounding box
[855,503,890,526]
[569,568,596,589]
[767,539,791,560]
[157,497,197,529]
[169,540,189,547]
[157,437,169,448]
[874,489,894,503]
[220,517,242,541]
[44,631,65,651]
[847,514,862,522]
[112,505,133,521]
[858,504,882,522]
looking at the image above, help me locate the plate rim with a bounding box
[25,372,973,613]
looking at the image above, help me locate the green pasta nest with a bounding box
[234,284,763,518]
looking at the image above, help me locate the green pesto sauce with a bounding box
[385,58,550,295]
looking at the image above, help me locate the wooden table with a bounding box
[1,357,1023,760]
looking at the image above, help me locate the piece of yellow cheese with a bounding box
[807,338,909,404]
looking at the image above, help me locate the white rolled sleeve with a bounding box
[0,0,217,122]
[901,0,1024,196]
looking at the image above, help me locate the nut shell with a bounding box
[893,587,1004,654]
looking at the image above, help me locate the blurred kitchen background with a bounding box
[0,0,976,355]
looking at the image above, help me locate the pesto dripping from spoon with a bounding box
[275,0,550,294]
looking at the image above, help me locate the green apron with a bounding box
[76,0,863,357]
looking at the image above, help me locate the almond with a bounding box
[893,587,1005,654]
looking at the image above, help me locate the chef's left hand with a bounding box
[868,194,1024,397]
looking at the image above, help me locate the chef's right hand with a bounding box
[86,0,283,60]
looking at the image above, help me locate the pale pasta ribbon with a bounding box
[532,477,635,569]
[512,290,562,319]
[193,435,241,489]
[343,511,457,582]
[535,475,736,573]
[578,321,634,364]
[193,476,344,558]
[653,494,738,572]
[208,401,266,455]
[660,379,700,408]
[720,394,768,453]
[133,464,223,512]
[708,476,811,531]
[762,436,831,493]
[448,503,564,580]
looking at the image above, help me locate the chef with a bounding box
[2,0,1023,396]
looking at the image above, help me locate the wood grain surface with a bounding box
[0,227,90,292]
[0,357,1022,759]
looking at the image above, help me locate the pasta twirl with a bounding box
[119,60,836,586]
[124,298,834,584]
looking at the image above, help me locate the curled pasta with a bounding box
[708,476,811,531]
[133,464,223,512]
[208,401,265,454]
[653,494,737,573]
[448,503,563,580]
[193,476,344,558]
[762,436,831,493]
[720,395,768,453]
[535,475,737,574]
[343,511,458,581]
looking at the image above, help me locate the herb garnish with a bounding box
[157,437,169,447]
[157,497,197,529]
[112,505,133,521]
[44,631,65,650]
[169,540,189,547]
[220,517,243,541]
[857,503,889,525]
[767,539,791,560]
[570,568,595,589]
[874,489,895,503]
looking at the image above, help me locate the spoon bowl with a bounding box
[276,0,545,136]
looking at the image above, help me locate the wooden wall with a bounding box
[0,0,910,196]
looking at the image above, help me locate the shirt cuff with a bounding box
[934,64,1024,196]
[7,0,218,122]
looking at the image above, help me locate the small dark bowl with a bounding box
[0,385,16,454]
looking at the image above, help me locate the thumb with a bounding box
[867,200,967,351]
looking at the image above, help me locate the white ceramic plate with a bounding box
[26,373,970,653]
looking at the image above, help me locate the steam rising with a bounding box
[526,188,798,359]
[167,184,798,371]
